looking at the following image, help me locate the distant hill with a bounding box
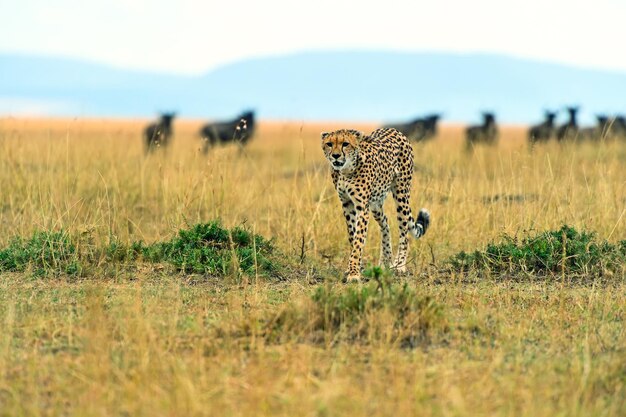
[1,51,625,123]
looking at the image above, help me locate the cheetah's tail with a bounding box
[408,208,430,239]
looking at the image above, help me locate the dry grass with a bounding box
[0,118,624,416]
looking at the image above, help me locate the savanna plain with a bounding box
[0,118,624,417]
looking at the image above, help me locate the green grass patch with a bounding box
[450,225,626,278]
[136,221,278,276]
[0,221,280,278]
[0,230,82,276]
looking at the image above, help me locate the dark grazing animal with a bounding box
[589,115,625,140]
[582,115,615,140]
[528,111,557,145]
[556,107,579,141]
[614,115,626,139]
[145,113,176,153]
[466,112,498,148]
[420,114,441,141]
[384,114,441,142]
[578,116,602,141]
[199,111,256,153]
[384,117,423,142]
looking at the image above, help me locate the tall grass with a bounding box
[0,118,624,416]
[0,119,623,266]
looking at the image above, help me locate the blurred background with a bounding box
[1,0,625,124]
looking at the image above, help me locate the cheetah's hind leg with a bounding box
[393,208,430,274]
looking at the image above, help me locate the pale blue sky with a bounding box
[2,0,626,75]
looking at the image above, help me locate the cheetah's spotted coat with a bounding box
[321,128,430,282]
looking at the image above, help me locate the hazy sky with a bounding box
[2,0,626,75]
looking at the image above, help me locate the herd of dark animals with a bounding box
[143,108,626,153]
[144,111,255,153]
[528,107,626,144]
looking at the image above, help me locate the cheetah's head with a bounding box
[321,129,362,171]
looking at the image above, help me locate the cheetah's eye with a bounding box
[342,142,349,147]
[325,142,333,147]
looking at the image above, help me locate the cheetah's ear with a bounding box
[321,132,330,140]
[349,130,364,141]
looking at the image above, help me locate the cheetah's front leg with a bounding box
[371,205,392,267]
[346,206,370,282]
[341,199,356,247]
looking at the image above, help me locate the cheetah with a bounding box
[321,128,430,282]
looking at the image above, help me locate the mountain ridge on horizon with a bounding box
[1,50,625,123]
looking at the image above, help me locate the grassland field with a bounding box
[0,118,624,416]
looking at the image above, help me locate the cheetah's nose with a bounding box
[331,153,341,159]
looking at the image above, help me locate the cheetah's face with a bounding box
[321,130,361,171]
